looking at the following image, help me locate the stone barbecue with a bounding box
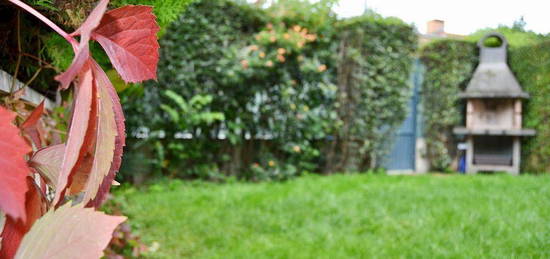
[453,32,535,174]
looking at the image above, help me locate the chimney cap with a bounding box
[462,32,529,99]
[427,19,445,35]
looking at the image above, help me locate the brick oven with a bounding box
[453,32,535,174]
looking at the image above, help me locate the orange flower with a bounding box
[270,36,277,42]
[283,33,290,39]
[249,45,259,51]
[293,145,301,153]
[277,55,286,62]
[318,64,327,72]
[293,25,301,32]
[259,52,266,58]
[266,60,274,67]
[277,48,286,55]
[240,59,249,69]
[306,34,317,42]
[268,160,276,167]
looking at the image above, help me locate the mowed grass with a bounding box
[117,174,550,258]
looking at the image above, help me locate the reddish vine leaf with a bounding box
[14,203,126,259]
[0,107,31,221]
[81,69,117,205]
[55,0,109,89]
[0,177,47,259]
[20,101,45,148]
[88,60,126,208]
[29,144,65,187]
[93,5,160,83]
[53,66,94,205]
[65,78,100,196]
[20,101,44,130]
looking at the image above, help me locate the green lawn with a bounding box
[116,174,550,258]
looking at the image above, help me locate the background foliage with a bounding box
[419,40,477,170]
[325,15,417,172]
[510,41,550,173]
[121,0,417,181]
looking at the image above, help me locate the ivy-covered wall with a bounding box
[510,41,550,173]
[325,15,417,172]
[419,40,477,170]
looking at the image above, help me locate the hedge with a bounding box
[419,40,477,170]
[325,15,417,172]
[510,41,550,173]
[121,0,418,181]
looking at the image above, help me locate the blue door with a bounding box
[384,60,423,171]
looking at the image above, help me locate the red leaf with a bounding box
[14,203,126,259]
[92,5,160,83]
[80,64,117,205]
[0,177,47,259]
[20,101,44,130]
[88,60,126,208]
[65,77,100,196]
[0,107,31,221]
[55,0,109,89]
[21,101,45,148]
[53,65,94,205]
[29,144,65,187]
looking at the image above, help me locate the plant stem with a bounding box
[10,10,22,93]
[24,67,43,87]
[7,0,78,48]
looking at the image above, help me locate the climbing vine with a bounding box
[419,39,477,171]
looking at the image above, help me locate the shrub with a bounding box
[509,41,550,173]
[123,0,338,180]
[123,0,419,179]
[419,40,477,170]
[325,14,418,172]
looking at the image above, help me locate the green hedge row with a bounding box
[510,41,550,173]
[121,0,418,181]
[326,15,417,172]
[419,40,477,170]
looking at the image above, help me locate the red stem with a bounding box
[7,0,78,48]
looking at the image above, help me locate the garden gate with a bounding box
[384,60,423,172]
